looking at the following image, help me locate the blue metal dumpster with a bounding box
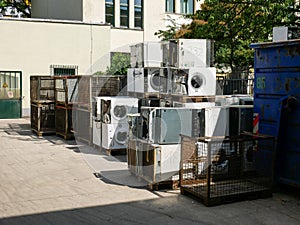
[250,40,300,188]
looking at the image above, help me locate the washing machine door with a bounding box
[149,69,162,92]
[188,68,216,96]
[112,105,127,121]
[114,128,128,145]
[190,72,205,90]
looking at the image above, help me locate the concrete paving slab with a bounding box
[0,118,299,225]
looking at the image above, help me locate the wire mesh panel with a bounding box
[180,134,275,206]
[30,76,55,102]
[54,76,80,105]
[73,108,92,144]
[92,75,127,97]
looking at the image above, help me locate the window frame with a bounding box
[105,0,115,26]
[120,0,129,28]
[180,0,194,14]
[134,0,143,29]
[165,0,175,13]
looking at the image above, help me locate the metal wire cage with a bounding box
[180,133,275,206]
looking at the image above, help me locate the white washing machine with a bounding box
[187,67,216,96]
[100,96,139,124]
[102,122,129,149]
[92,120,101,147]
[146,68,168,93]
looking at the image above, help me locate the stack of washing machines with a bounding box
[92,96,138,155]
[126,39,238,185]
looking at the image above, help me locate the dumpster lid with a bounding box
[250,39,300,49]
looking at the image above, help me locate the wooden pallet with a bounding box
[76,136,92,146]
[147,180,180,191]
[32,129,55,137]
[56,131,74,140]
[180,180,272,206]
[102,147,127,156]
[171,95,215,103]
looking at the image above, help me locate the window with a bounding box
[180,0,194,14]
[120,0,129,27]
[134,0,143,28]
[50,65,78,76]
[105,0,115,26]
[165,0,175,13]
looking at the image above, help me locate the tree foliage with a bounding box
[0,0,31,18]
[156,0,300,76]
[94,53,130,76]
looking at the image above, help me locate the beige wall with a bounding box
[110,28,144,53]
[0,18,111,117]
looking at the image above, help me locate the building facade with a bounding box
[0,0,203,118]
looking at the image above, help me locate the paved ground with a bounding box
[0,119,299,225]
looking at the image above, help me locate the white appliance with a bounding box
[172,101,215,108]
[187,67,216,96]
[215,95,253,106]
[102,122,129,149]
[129,139,181,183]
[127,68,135,93]
[100,96,138,150]
[100,96,139,123]
[198,106,229,137]
[92,97,102,147]
[163,39,214,68]
[130,42,163,68]
[141,107,194,144]
[128,68,168,94]
[146,68,168,93]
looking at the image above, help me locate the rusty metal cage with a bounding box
[180,133,275,206]
[31,101,55,135]
[30,76,55,102]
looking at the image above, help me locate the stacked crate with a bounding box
[54,76,80,140]
[30,76,55,136]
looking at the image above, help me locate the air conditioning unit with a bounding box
[162,39,214,68]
